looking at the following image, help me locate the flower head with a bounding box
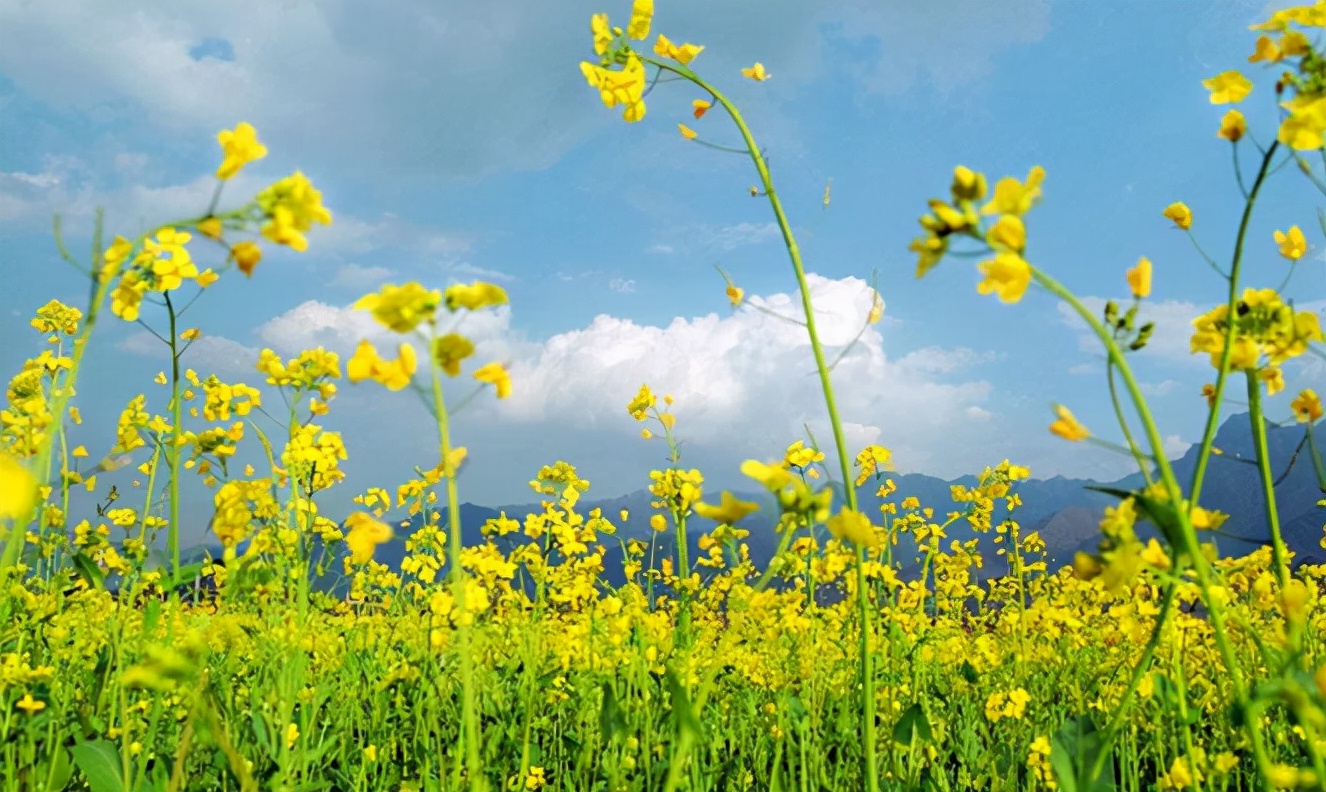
[344,512,393,564]
[1292,389,1323,423]
[694,491,760,525]
[1049,405,1090,442]
[256,172,332,252]
[354,282,442,333]
[1218,109,1247,142]
[474,362,511,399]
[445,281,509,312]
[626,0,652,40]
[1163,202,1193,230]
[1126,257,1152,299]
[216,122,268,180]
[976,252,1033,303]
[655,34,704,65]
[1274,226,1307,260]
[741,62,770,81]
[1202,70,1253,104]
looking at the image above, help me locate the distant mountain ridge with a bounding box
[184,411,1326,589]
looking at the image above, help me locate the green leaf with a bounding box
[70,551,107,592]
[43,745,75,791]
[1050,716,1116,792]
[598,682,626,743]
[891,702,933,746]
[70,740,125,792]
[665,668,703,738]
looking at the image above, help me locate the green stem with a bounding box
[165,292,183,580]
[429,347,484,792]
[1189,141,1278,508]
[645,55,877,790]
[1245,373,1295,644]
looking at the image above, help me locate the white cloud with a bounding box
[1140,379,1181,397]
[119,331,259,380]
[1059,297,1205,366]
[329,263,395,291]
[702,222,781,251]
[608,278,635,294]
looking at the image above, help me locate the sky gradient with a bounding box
[2,0,1323,540]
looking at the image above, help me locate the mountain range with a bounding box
[186,411,1326,590]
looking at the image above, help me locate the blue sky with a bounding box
[2,0,1323,540]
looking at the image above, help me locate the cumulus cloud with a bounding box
[119,332,259,380]
[329,263,395,291]
[336,271,997,493]
[1058,297,1205,366]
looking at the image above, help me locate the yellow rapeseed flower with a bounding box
[344,512,393,564]
[1202,70,1253,103]
[975,251,1032,303]
[741,63,770,81]
[1278,94,1326,150]
[591,13,613,56]
[1049,405,1090,442]
[1163,202,1193,230]
[679,123,698,140]
[215,122,268,180]
[1126,257,1152,299]
[981,166,1045,216]
[256,172,332,252]
[0,453,39,521]
[1274,225,1307,260]
[655,34,705,65]
[694,491,759,525]
[741,459,793,491]
[232,241,262,276]
[826,507,881,549]
[445,281,509,312]
[626,0,652,40]
[985,214,1026,253]
[433,334,476,377]
[355,282,442,333]
[473,362,512,399]
[1292,389,1323,422]
[1218,109,1246,141]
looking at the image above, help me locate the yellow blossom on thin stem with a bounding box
[679,123,698,140]
[741,63,770,81]
[975,252,1033,303]
[1202,70,1253,103]
[344,512,393,564]
[232,241,262,276]
[215,122,268,180]
[1274,226,1307,260]
[1163,202,1193,230]
[473,362,511,399]
[1050,405,1090,442]
[355,283,442,333]
[0,453,39,520]
[626,0,652,40]
[694,491,759,525]
[654,34,704,65]
[1218,109,1247,141]
[1292,389,1323,422]
[1126,257,1152,299]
